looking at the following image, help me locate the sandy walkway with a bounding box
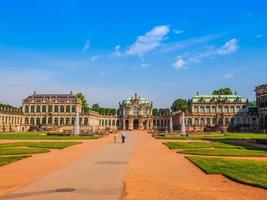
[0,136,110,196]
[123,131,267,200]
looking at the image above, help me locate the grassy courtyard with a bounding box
[0,132,100,140]
[187,156,267,189]
[179,148,267,156]
[0,147,49,155]
[0,141,81,149]
[156,132,267,140]
[0,156,30,167]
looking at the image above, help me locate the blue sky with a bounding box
[0,0,266,107]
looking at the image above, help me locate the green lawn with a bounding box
[187,156,267,189]
[155,133,267,140]
[0,133,100,140]
[0,147,49,155]
[0,141,81,149]
[179,148,267,156]
[0,156,30,166]
[164,141,261,150]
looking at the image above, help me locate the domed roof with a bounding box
[121,94,151,105]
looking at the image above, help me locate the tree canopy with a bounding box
[212,88,233,95]
[76,92,89,113]
[171,99,188,112]
[91,103,117,116]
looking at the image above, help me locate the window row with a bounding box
[25,117,88,125]
[99,119,118,126]
[24,105,76,113]
[0,115,23,124]
[193,106,242,113]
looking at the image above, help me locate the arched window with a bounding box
[230,118,235,125]
[42,117,46,125]
[236,106,240,113]
[200,118,205,125]
[218,106,222,113]
[206,118,211,125]
[54,118,58,125]
[79,118,82,125]
[212,106,216,113]
[206,106,210,113]
[48,117,52,124]
[230,106,235,113]
[66,105,70,112]
[25,105,29,113]
[60,117,64,125]
[112,120,115,126]
[66,118,70,125]
[194,106,199,113]
[54,105,59,112]
[108,120,111,126]
[224,106,229,113]
[72,105,76,113]
[84,118,88,125]
[194,118,199,125]
[225,118,229,125]
[42,105,46,113]
[25,118,29,125]
[48,105,53,112]
[30,105,35,113]
[60,105,64,113]
[187,118,192,125]
[71,118,75,125]
[36,105,40,113]
[200,106,204,113]
[105,119,107,126]
[36,118,40,125]
[219,118,223,125]
[133,107,139,117]
[30,117,34,125]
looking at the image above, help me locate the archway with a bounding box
[133,119,139,129]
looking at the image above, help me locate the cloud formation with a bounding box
[83,40,91,52]
[172,38,239,70]
[126,25,170,56]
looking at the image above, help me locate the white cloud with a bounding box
[111,45,122,57]
[83,40,91,52]
[173,29,183,34]
[172,38,239,69]
[90,55,102,61]
[256,34,264,39]
[126,25,170,56]
[172,58,186,70]
[141,63,151,68]
[217,38,239,55]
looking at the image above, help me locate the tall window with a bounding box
[212,106,216,113]
[25,105,29,113]
[194,106,199,113]
[66,105,70,112]
[72,105,76,113]
[194,118,199,125]
[224,106,229,113]
[54,105,59,112]
[133,107,139,117]
[236,106,240,113]
[48,105,53,112]
[42,105,46,113]
[54,118,58,125]
[218,106,222,113]
[200,106,204,113]
[230,106,235,113]
[60,105,64,113]
[36,105,40,113]
[206,106,210,113]
[30,105,35,113]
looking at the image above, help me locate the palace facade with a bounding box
[256,84,267,131]
[0,85,266,133]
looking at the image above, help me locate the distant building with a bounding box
[173,94,258,133]
[118,93,153,130]
[256,84,267,131]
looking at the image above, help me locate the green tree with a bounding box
[158,108,164,115]
[212,88,233,95]
[249,101,257,106]
[152,108,159,116]
[76,92,89,113]
[111,108,116,116]
[91,103,100,112]
[171,99,188,112]
[163,108,170,115]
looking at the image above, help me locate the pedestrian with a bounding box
[121,131,126,143]
[114,131,118,143]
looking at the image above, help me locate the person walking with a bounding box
[121,131,126,143]
[114,131,118,143]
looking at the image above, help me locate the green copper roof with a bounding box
[191,95,247,103]
[121,97,151,105]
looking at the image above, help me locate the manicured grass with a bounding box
[155,133,267,140]
[187,156,267,189]
[0,142,81,149]
[164,141,259,150]
[0,147,49,155]
[179,148,267,156]
[0,156,30,166]
[0,133,100,140]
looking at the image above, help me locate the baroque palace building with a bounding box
[173,94,258,133]
[256,84,267,131]
[0,87,266,133]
